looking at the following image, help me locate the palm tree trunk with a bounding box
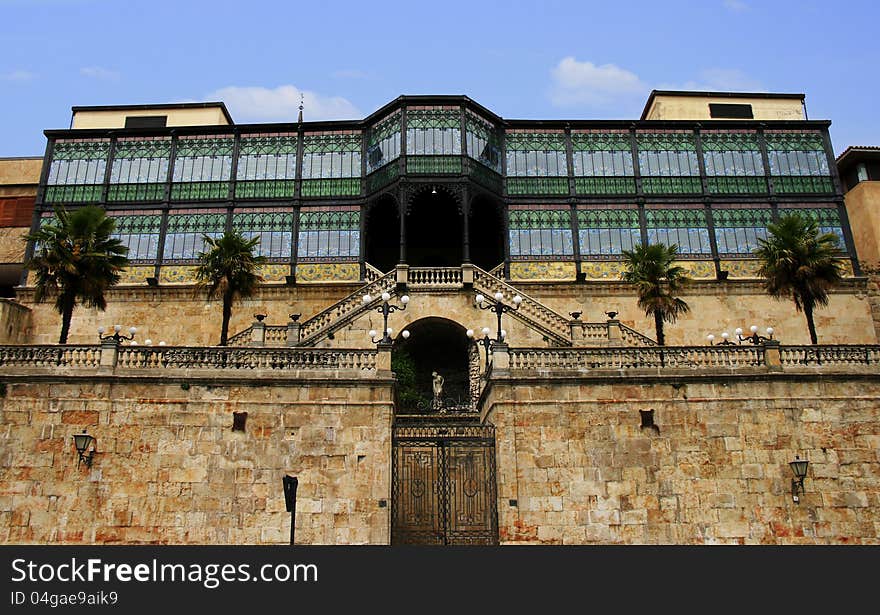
[219,291,233,346]
[58,295,75,344]
[654,310,665,346]
[804,303,818,345]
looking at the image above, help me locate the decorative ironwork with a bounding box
[109,137,171,202]
[301,131,362,197]
[465,111,501,173]
[646,208,711,255]
[506,177,568,195]
[637,131,700,194]
[765,131,833,194]
[367,163,399,192]
[392,421,498,545]
[296,208,360,261]
[235,133,298,199]
[162,210,227,262]
[508,207,574,259]
[505,129,567,178]
[45,139,110,203]
[778,206,844,248]
[712,207,773,255]
[232,210,293,260]
[571,130,635,195]
[171,135,234,200]
[701,130,767,194]
[109,212,162,263]
[406,156,462,174]
[406,107,461,156]
[367,111,401,173]
[577,208,641,256]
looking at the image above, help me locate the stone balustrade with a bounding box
[298,271,397,344]
[779,344,880,366]
[4,343,880,377]
[472,266,572,346]
[0,344,379,374]
[408,267,463,289]
[507,345,767,371]
[0,344,101,368]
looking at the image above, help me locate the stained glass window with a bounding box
[235,133,298,199]
[406,107,461,156]
[766,131,833,193]
[577,208,641,256]
[508,207,573,259]
[301,131,362,197]
[465,111,501,173]
[162,210,227,261]
[367,111,401,172]
[45,139,110,203]
[109,137,171,202]
[701,131,767,194]
[646,208,711,254]
[171,136,234,200]
[232,210,293,260]
[505,130,567,177]
[712,207,772,255]
[571,130,635,195]
[296,208,360,260]
[108,212,163,262]
[637,131,701,194]
[779,206,845,249]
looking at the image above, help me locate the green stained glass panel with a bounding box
[406,156,462,174]
[575,177,635,195]
[509,209,570,230]
[646,209,708,228]
[773,176,834,193]
[712,208,773,228]
[235,180,296,199]
[641,177,701,194]
[577,209,640,229]
[506,177,568,195]
[300,178,361,197]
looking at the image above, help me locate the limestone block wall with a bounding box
[0,377,394,544]
[533,280,876,346]
[0,299,32,343]
[485,374,880,544]
[13,277,878,348]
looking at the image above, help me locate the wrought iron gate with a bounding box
[392,421,498,545]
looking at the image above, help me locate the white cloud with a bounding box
[2,69,36,81]
[723,0,749,11]
[206,85,361,123]
[80,66,119,80]
[669,68,765,92]
[550,57,648,106]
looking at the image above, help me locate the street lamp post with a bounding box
[97,324,137,344]
[363,292,410,344]
[475,291,521,342]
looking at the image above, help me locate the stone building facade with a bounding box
[1,91,879,544]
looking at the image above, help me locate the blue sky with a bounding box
[1,0,876,156]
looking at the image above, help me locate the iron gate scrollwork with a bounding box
[392,422,498,545]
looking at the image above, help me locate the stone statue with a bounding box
[432,371,444,410]
[432,371,444,398]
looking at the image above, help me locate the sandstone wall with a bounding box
[0,299,32,344]
[485,373,880,544]
[0,376,394,544]
[14,278,876,348]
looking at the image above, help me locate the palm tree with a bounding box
[755,214,842,345]
[622,243,690,346]
[195,231,265,346]
[25,205,129,344]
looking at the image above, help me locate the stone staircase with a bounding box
[228,263,657,348]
